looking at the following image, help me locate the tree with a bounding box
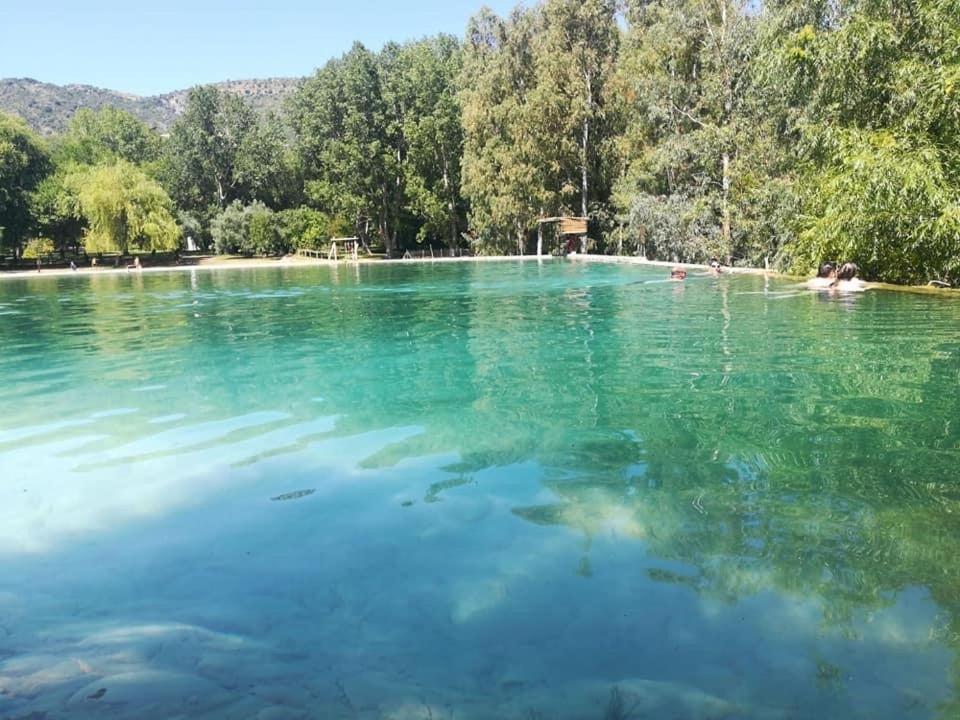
[211,200,286,256]
[783,0,960,283]
[57,107,161,167]
[461,7,548,254]
[68,160,179,254]
[162,86,290,225]
[0,112,50,258]
[290,43,403,254]
[384,36,467,247]
[532,0,620,220]
[614,0,761,263]
[30,169,84,254]
[277,206,346,251]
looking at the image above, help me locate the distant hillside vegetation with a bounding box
[0,77,302,135]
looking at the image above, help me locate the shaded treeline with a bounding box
[0,0,958,283]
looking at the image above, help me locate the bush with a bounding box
[277,207,333,251]
[245,207,285,256]
[22,237,55,259]
[210,201,248,255]
[210,201,289,256]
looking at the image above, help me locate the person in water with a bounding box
[707,258,723,275]
[670,266,687,281]
[831,262,865,292]
[807,262,836,289]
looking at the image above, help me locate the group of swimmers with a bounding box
[807,261,865,292]
[670,258,722,281]
[666,258,866,293]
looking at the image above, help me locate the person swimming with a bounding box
[831,262,865,292]
[670,266,687,281]
[807,262,836,289]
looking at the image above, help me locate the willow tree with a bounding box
[69,160,179,254]
[785,0,960,284]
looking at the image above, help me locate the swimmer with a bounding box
[831,262,866,292]
[807,262,836,289]
[698,258,723,276]
[670,266,687,281]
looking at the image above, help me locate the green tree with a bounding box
[210,200,248,255]
[384,36,467,247]
[162,86,290,225]
[30,169,84,254]
[290,43,402,254]
[68,160,179,254]
[532,0,620,220]
[783,0,960,283]
[0,112,51,258]
[277,206,345,251]
[57,107,161,167]
[614,0,761,263]
[210,200,286,256]
[461,7,547,254]
[245,203,283,256]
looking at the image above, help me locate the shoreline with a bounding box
[1,252,956,295]
[0,253,555,281]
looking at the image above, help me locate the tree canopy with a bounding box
[0,112,50,257]
[68,160,179,255]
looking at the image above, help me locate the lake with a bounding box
[1,259,958,719]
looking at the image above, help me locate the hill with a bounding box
[0,77,302,135]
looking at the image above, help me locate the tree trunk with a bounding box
[581,70,592,220]
[379,201,395,257]
[722,151,731,248]
[442,159,457,248]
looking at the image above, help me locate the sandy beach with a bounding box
[0,252,565,281]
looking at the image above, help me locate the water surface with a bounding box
[1,260,959,719]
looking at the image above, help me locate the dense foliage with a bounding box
[0,0,958,283]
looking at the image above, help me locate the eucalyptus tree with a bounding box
[531,0,620,220]
[460,7,548,254]
[385,35,466,247]
[0,112,50,258]
[614,0,759,263]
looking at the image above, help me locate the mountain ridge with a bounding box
[0,76,302,135]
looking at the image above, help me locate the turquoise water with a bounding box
[1,260,959,719]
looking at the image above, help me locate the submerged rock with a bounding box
[270,489,316,502]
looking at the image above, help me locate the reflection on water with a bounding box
[1,261,959,719]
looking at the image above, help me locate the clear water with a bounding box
[1,260,959,720]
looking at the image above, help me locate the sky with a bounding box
[1,0,520,96]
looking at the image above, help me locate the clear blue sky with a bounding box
[2,1,520,95]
